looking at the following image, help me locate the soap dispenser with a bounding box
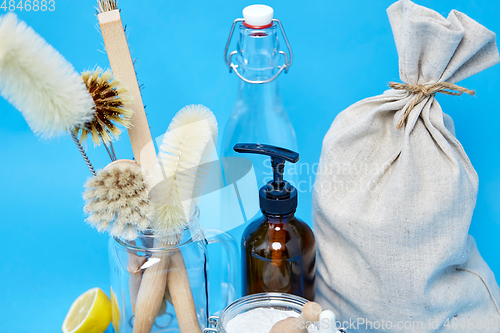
[234,143,316,300]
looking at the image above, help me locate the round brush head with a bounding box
[74,68,133,145]
[84,159,152,240]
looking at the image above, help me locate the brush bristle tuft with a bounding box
[0,13,95,138]
[149,105,218,241]
[97,0,118,13]
[84,163,153,241]
[74,67,133,145]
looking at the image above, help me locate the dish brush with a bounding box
[83,159,153,241]
[134,105,218,333]
[71,68,134,173]
[0,13,94,138]
[96,0,160,321]
[75,67,133,146]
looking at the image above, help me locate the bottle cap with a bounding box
[242,5,274,28]
[234,143,299,215]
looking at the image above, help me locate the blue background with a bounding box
[1,0,499,331]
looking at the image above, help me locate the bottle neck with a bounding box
[235,23,280,82]
[263,211,296,223]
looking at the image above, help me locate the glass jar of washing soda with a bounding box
[204,293,346,333]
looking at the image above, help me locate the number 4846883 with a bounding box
[1,0,55,11]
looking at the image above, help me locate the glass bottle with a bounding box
[221,5,298,192]
[215,7,298,299]
[242,211,316,300]
[234,144,316,301]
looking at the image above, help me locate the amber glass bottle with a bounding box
[234,143,316,301]
[242,211,316,300]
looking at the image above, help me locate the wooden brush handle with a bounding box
[99,11,162,332]
[133,251,171,333]
[103,160,149,314]
[98,10,156,175]
[127,250,147,313]
[167,250,202,333]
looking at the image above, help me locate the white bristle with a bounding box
[150,105,218,240]
[0,13,95,138]
[84,162,153,241]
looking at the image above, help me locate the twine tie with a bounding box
[389,81,475,129]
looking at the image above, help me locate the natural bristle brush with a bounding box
[150,104,218,241]
[134,105,218,333]
[83,159,153,241]
[83,158,154,313]
[0,13,94,138]
[75,68,133,146]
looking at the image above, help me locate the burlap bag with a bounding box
[312,1,500,332]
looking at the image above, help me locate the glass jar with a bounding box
[204,293,347,333]
[204,293,307,333]
[109,208,237,333]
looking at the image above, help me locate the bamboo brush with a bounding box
[72,67,134,171]
[134,105,218,333]
[150,105,218,241]
[83,159,153,240]
[96,0,159,317]
[83,158,153,311]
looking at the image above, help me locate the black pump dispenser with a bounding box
[234,143,299,215]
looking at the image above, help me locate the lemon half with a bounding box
[62,287,112,333]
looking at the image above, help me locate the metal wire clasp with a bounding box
[224,18,293,84]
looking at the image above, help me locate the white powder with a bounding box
[225,308,319,333]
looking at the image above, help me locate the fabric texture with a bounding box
[312,1,500,332]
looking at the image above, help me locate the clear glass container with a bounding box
[221,22,298,192]
[204,293,346,333]
[204,293,307,333]
[216,20,298,301]
[109,208,238,333]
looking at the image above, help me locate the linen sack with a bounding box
[312,1,500,332]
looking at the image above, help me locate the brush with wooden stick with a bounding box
[0,13,133,176]
[0,12,94,137]
[73,67,134,168]
[96,0,160,317]
[133,105,218,333]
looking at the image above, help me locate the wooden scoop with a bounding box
[269,302,322,333]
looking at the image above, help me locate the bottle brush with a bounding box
[0,13,94,137]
